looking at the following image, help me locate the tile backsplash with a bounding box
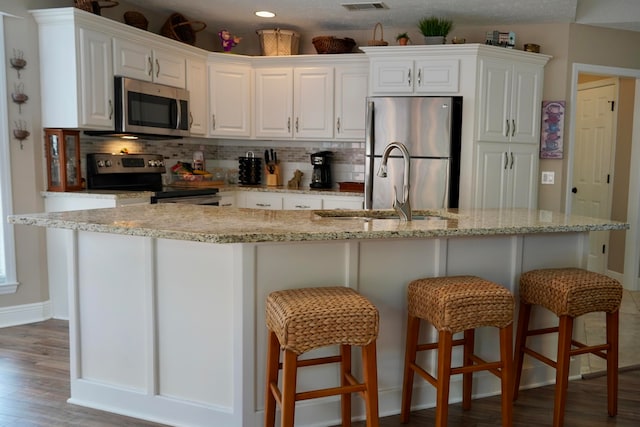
[79,137,365,188]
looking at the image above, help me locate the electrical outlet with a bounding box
[541,171,555,185]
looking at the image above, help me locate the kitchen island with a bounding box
[9,206,628,427]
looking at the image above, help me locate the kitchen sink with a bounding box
[313,209,457,221]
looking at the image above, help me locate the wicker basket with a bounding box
[368,22,388,46]
[312,36,356,54]
[257,29,300,56]
[161,13,207,45]
[74,0,119,16]
[124,11,148,30]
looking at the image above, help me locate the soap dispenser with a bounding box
[192,145,205,171]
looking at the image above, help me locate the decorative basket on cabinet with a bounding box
[312,36,356,54]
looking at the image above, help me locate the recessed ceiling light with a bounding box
[255,11,276,18]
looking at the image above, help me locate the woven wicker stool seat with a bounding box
[401,276,514,427]
[513,268,623,427]
[264,286,380,427]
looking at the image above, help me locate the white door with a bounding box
[334,64,368,140]
[113,38,152,82]
[254,68,293,138]
[209,63,251,137]
[475,142,510,209]
[294,67,334,139]
[153,49,186,88]
[186,58,208,136]
[571,80,617,272]
[507,144,538,209]
[78,27,114,128]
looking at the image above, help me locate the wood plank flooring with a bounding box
[1,319,640,426]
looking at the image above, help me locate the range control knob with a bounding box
[105,160,112,167]
[97,160,105,167]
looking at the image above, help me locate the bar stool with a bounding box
[264,286,380,427]
[400,276,515,427]
[513,267,622,427]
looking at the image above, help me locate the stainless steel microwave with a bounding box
[86,76,190,139]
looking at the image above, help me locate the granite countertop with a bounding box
[8,204,629,244]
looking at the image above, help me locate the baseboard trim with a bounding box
[0,301,52,328]
[582,363,640,380]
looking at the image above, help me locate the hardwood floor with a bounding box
[1,320,640,426]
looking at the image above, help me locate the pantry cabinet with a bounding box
[254,66,333,139]
[113,37,187,88]
[208,61,252,137]
[475,142,538,209]
[476,58,543,144]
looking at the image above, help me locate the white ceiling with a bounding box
[122,0,640,34]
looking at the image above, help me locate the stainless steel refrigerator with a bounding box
[365,96,463,210]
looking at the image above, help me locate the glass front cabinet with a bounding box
[45,128,82,192]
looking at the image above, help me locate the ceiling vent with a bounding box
[341,2,389,11]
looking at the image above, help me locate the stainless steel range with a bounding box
[86,153,220,205]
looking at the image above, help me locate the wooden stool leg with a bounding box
[435,330,453,427]
[513,301,531,401]
[400,315,420,423]
[462,329,475,410]
[607,310,619,417]
[264,330,280,427]
[280,349,298,427]
[500,324,514,427]
[362,341,380,427]
[341,344,352,427]
[553,315,573,427]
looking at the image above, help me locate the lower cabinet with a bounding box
[217,191,236,207]
[474,142,538,210]
[237,191,364,210]
[240,192,284,210]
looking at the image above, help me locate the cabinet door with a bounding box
[254,68,294,138]
[294,67,334,139]
[475,142,510,209]
[209,63,251,137]
[507,144,538,209]
[509,63,543,144]
[477,58,511,142]
[186,58,208,136]
[334,65,368,140]
[283,195,323,210]
[78,27,114,128]
[414,59,460,93]
[113,38,153,81]
[242,192,283,210]
[369,59,414,94]
[322,197,364,210]
[154,49,186,88]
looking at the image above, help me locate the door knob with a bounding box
[572,187,577,193]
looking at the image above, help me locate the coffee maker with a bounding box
[310,151,332,189]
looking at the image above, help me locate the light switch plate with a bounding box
[541,171,555,184]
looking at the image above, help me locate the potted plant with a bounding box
[418,16,453,44]
[396,32,410,46]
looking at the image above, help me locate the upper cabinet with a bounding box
[186,57,208,136]
[476,58,543,144]
[33,9,115,129]
[254,66,333,139]
[334,64,368,140]
[208,59,252,138]
[113,38,186,88]
[368,57,459,95]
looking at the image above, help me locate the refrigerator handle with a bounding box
[365,101,375,210]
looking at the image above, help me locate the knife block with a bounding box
[265,164,280,187]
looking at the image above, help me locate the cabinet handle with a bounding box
[336,117,341,133]
[147,57,152,77]
[295,117,299,133]
[287,117,291,132]
[189,112,193,128]
[221,203,233,207]
[155,58,160,78]
[212,114,216,130]
[510,152,514,169]
[505,119,510,137]
[512,119,516,137]
[407,69,412,86]
[503,152,509,170]
[256,203,271,207]
[295,204,311,209]
[417,69,422,87]
[108,100,113,119]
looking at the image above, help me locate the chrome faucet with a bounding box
[377,142,412,221]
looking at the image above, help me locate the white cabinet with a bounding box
[334,64,368,140]
[217,191,236,207]
[369,57,459,94]
[322,195,364,209]
[236,191,363,210]
[186,57,208,136]
[208,61,252,137]
[240,192,283,210]
[475,142,538,209]
[283,195,323,210]
[477,58,543,144]
[33,10,114,129]
[113,38,186,88]
[254,66,333,139]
